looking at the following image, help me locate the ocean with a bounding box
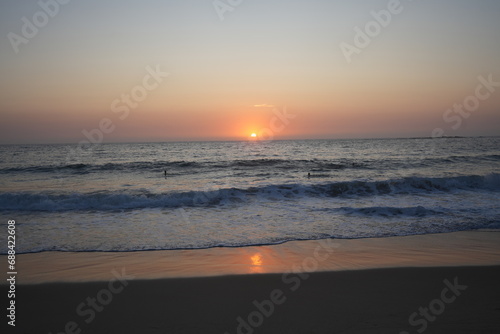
[0,137,499,254]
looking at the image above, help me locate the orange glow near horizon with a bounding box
[1,1,500,144]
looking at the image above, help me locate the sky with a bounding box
[0,0,499,144]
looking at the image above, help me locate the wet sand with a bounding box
[9,230,500,283]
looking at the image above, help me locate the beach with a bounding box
[2,0,500,332]
[4,230,500,333]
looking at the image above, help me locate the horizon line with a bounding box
[1,135,498,146]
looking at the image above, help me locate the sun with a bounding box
[250,133,257,138]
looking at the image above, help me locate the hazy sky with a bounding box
[1,0,499,144]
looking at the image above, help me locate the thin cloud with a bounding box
[253,104,274,108]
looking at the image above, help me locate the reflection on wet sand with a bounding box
[249,253,264,273]
[12,231,500,284]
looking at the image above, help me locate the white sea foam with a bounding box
[1,138,499,253]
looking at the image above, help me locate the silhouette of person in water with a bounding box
[164,170,167,178]
[308,172,311,178]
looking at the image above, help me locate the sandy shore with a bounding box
[8,230,500,283]
[2,230,500,333]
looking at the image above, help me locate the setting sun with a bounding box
[250,133,257,138]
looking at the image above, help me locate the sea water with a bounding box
[0,137,499,254]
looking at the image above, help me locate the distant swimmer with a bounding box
[308,172,311,178]
[164,170,167,177]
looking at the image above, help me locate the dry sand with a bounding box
[5,266,500,333]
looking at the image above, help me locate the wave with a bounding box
[1,174,498,212]
[0,161,202,174]
[0,158,366,174]
[415,154,500,166]
[2,153,498,175]
[322,206,446,217]
[319,174,500,196]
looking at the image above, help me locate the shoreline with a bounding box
[6,229,500,284]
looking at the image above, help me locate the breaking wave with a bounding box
[1,174,498,212]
